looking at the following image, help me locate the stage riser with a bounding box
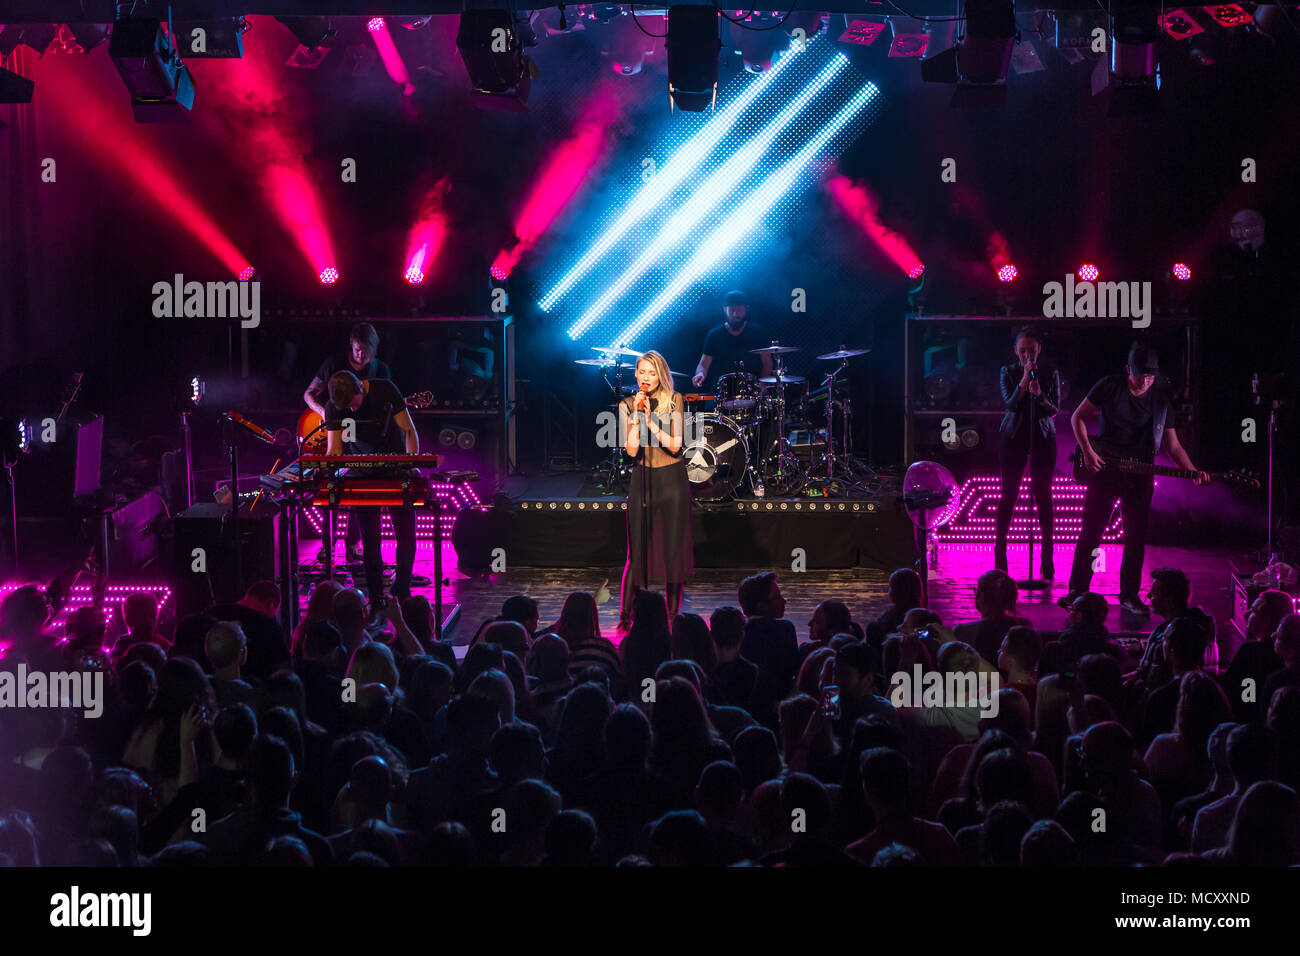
[452,504,918,571]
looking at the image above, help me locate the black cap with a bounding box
[1128,344,1159,375]
[723,290,748,306]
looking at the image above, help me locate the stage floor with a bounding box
[316,537,1240,646]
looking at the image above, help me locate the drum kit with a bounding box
[577,341,877,499]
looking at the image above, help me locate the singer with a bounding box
[619,351,694,630]
[996,327,1060,580]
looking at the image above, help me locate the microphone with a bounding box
[1029,368,1037,382]
[221,411,276,444]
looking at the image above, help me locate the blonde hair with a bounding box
[636,351,676,414]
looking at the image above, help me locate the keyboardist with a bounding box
[324,371,420,612]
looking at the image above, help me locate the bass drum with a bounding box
[683,412,750,500]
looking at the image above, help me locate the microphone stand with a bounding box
[1017,367,1049,592]
[640,395,650,600]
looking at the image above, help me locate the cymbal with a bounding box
[574,358,609,367]
[751,345,800,355]
[816,348,870,360]
[591,346,640,358]
[759,374,806,385]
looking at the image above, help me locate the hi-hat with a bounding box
[816,347,870,360]
[591,346,640,358]
[759,374,805,385]
[574,358,610,367]
[751,344,800,355]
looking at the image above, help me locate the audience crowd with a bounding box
[2,564,1298,867]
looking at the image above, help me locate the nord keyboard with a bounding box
[299,454,442,471]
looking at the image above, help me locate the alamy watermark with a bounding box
[152,273,261,328]
[50,886,151,936]
[1041,274,1151,328]
[0,664,104,718]
[888,665,1000,718]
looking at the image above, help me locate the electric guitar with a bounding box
[1070,440,1260,490]
[297,390,434,453]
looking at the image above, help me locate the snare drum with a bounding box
[717,372,759,411]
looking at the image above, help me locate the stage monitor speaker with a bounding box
[172,502,279,618]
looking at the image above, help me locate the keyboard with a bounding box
[299,454,443,471]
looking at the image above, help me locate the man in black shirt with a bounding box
[1062,345,1208,615]
[324,371,420,608]
[692,290,773,390]
[303,323,392,564]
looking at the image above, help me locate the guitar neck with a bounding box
[1104,458,1199,480]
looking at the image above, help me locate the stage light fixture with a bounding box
[997,263,1018,282]
[319,267,339,286]
[65,23,110,53]
[1171,262,1191,281]
[1093,7,1162,114]
[667,5,722,112]
[13,24,59,55]
[189,376,206,408]
[733,14,786,74]
[237,266,255,281]
[274,16,335,49]
[921,0,1015,86]
[1077,262,1099,281]
[456,9,536,109]
[0,66,35,105]
[108,16,196,122]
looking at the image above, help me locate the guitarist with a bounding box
[1061,344,1209,616]
[324,371,420,613]
[302,323,390,564]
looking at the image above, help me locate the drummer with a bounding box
[692,290,772,389]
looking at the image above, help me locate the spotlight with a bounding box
[490,263,510,281]
[1077,263,1099,282]
[732,15,786,74]
[319,267,339,286]
[997,263,1018,282]
[1171,262,1191,281]
[0,418,31,461]
[1093,7,1162,114]
[108,17,196,122]
[274,16,335,49]
[0,67,35,105]
[908,263,926,280]
[405,265,425,285]
[667,5,722,112]
[15,24,59,55]
[237,265,255,281]
[63,23,111,53]
[456,9,535,109]
[397,16,434,31]
[922,0,1016,85]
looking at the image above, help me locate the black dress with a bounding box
[623,393,694,585]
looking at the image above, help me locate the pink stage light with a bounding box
[319,267,339,285]
[997,263,1018,283]
[187,19,337,282]
[932,475,1123,544]
[42,63,251,277]
[238,265,256,281]
[404,178,450,288]
[492,84,623,281]
[825,172,925,280]
[367,16,414,91]
[1077,263,1099,282]
[489,261,511,281]
[1171,262,1191,281]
